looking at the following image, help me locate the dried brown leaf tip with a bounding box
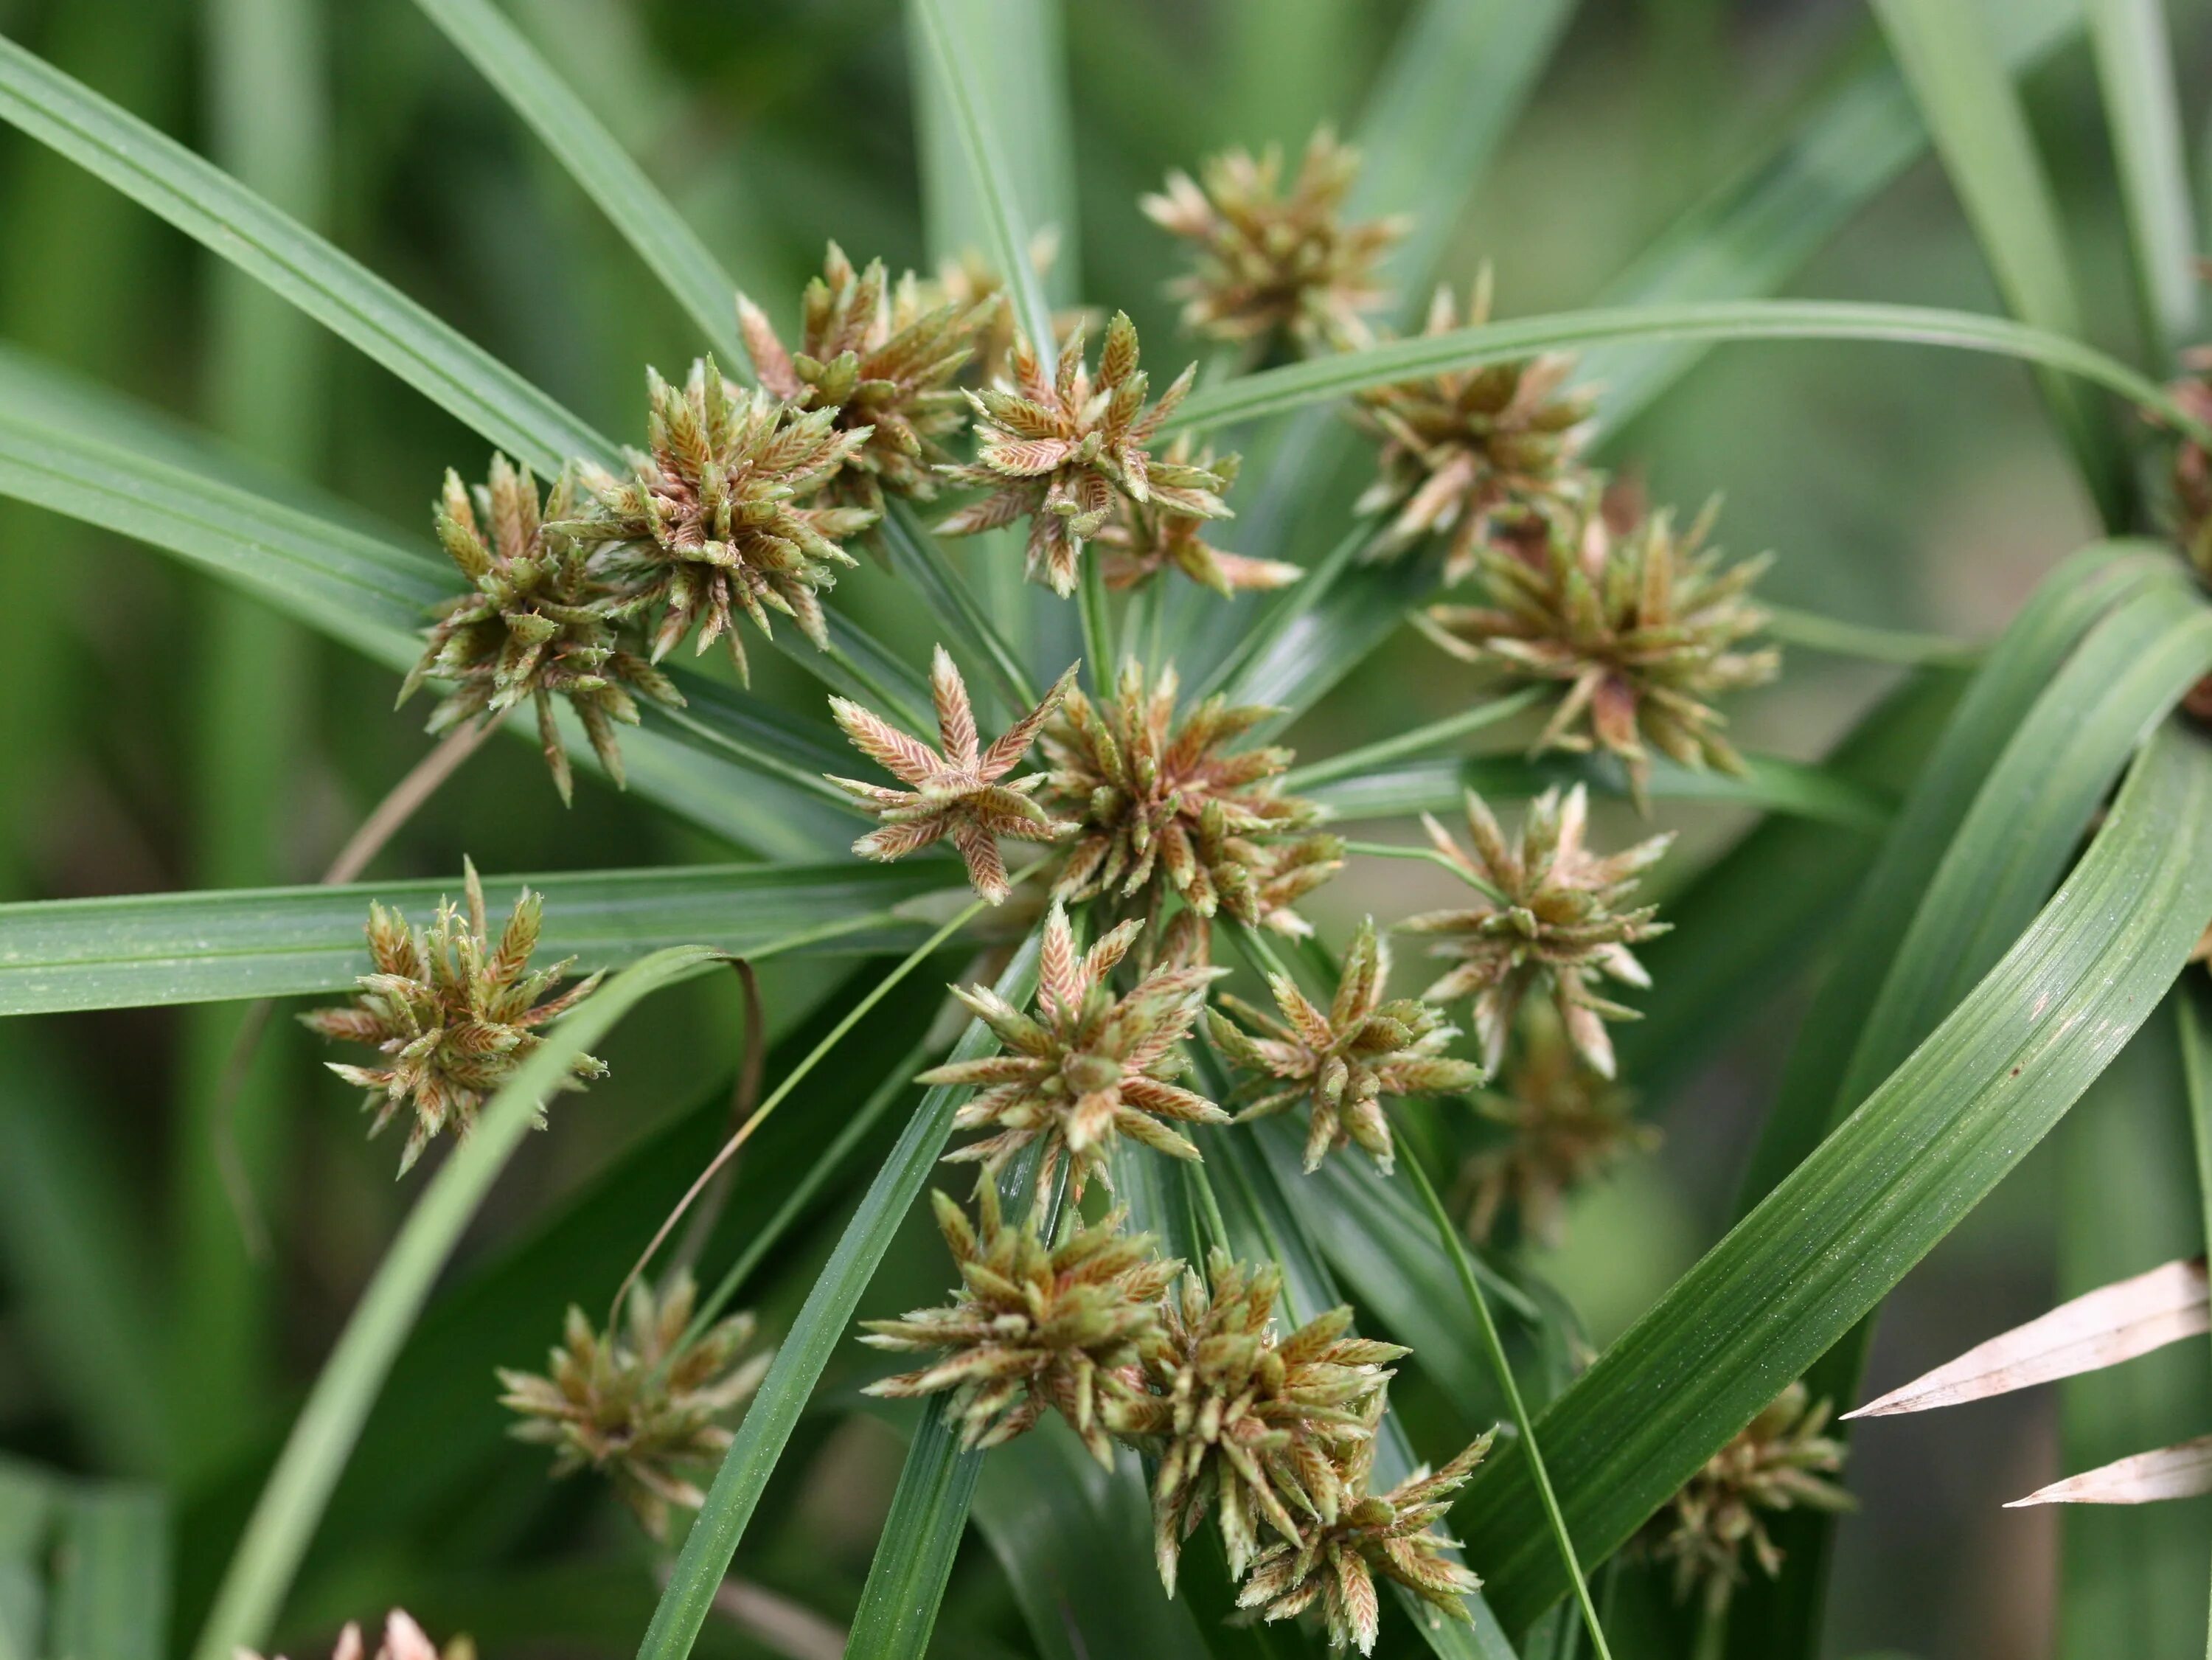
[1113,1250,1403,1594]
[922,902,1228,1200]
[738,241,1000,514]
[1353,274,1598,584]
[402,456,681,803]
[1098,440,1301,597]
[1143,126,1407,352]
[862,1176,1181,1467]
[829,647,1079,903]
[568,356,877,682]
[1399,785,1669,1079]
[1420,496,1778,805]
[1210,917,1485,1174]
[1041,660,1343,941]
[1237,1397,1492,1656]
[936,313,1231,595]
[498,1271,768,1541]
[240,1609,469,1660]
[1649,1381,1851,1617]
[300,859,605,1174]
[1461,1003,1656,1246]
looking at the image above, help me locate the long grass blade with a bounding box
[49,1484,167,1660]
[2087,0,2199,361]
[410,0,743,360]
[1455,720,2212,1627]
[189,945,725,1660]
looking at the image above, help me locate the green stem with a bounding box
[819,639,933,733]
[1079,551,1116,690]
[1200,515,1380,699]
[1285,687,1547,789]
[1399,1145,1614,1660]
[878,502,1039,713]
[1762,605,1981,667]
[1343,838,1510,904]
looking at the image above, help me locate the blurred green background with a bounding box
[3,0,2211,1655]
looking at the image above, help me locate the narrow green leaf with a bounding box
[875,502,1040,715]
[638,928,1045,1660]
[2174,979,2212,1659]
[2087,0,2199,361]
[0,860,972,1015]
[1169,299,2199,440]
[1871,0,2129,521]
[1456,720,2212,1628]
[0,1456,55,1660]
[190,945,724,1660]
[49,1485,167,1660]
[0,33,614,475]
[411,0,743,361]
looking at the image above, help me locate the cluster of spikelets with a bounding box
[866,1184,1491,1656]
[241,1610,470,1660]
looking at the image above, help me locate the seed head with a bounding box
[299,860,605,1174]
[1461,1003,1657,1246]
[828,647,1079,903]
[239,1610,467,1660]
[862,1176,1182,1467]
[1040,660,1343,942]
[1398,785,1669,1080]
[1648,1381,1853,1617]
[1209,918,1485,1174]
[401,456,681,803]
[1143,126,1407,350]
[1237,1398,1492,1656]
[1352,274,1597,585]
[1420,497,1778,805]
[498,1271,769,1541]
[1097,441,1301,597]
[568,357,877,682]
[738,242,1001,514]
[936,314,1231,596]
[920,903,1230,1201]
[1112,1250,1403,1593]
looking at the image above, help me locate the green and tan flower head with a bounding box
[921,902,1229,1201]
[300,859,605,1174]
[1097,440,1301,597]
[1352,273,1599,585]
[1143,125,1407,351]
[568,355,877,681]
[1237,1397,1492,1656]
[1648,1381,1853,1617]
[1112,1250,1403,1594]
[738,241,1000,513]
[401,455,681,804]
[827,646,1079,903]
[1461,1001,1656,1246]
[1209,917,1486,1174]
[1040,660,1344,942]
[1399,785,1669,1080]
[1419,496,1778,804]
[862,1175,1181,1467]
[936,313,1231,596]
[497,1271,769,1541]
[240,1609,467,1660]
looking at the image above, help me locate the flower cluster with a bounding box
[241,1611,466,1660]
[301,859,604,1174]
[498,1272,769,1541]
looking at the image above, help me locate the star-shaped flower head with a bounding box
[1110,1250,1403,1593]
[299,859,605,1174]
[568,356,877,682]
[497,1271,769,1541]
[1041,660,1344,944]
[1647,1381,1852,1618]
[1143,125,1408,350]
[1462,1002,1657,1246]
[240,1609,462,1660]
[737,242,1001,514]
[1352,274,1598,584]
[1419,497,1778,807]
[921,903,1229,1201]
[936,313,1232,596]
[400,456,682,803]
[1096,440,1301,597]
[862,1176,1181,1467]
[827,647,1079,902]
[1209,918,1485,1174]
[1399,785,1669,1080]
[1237,1398,1492,1656]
